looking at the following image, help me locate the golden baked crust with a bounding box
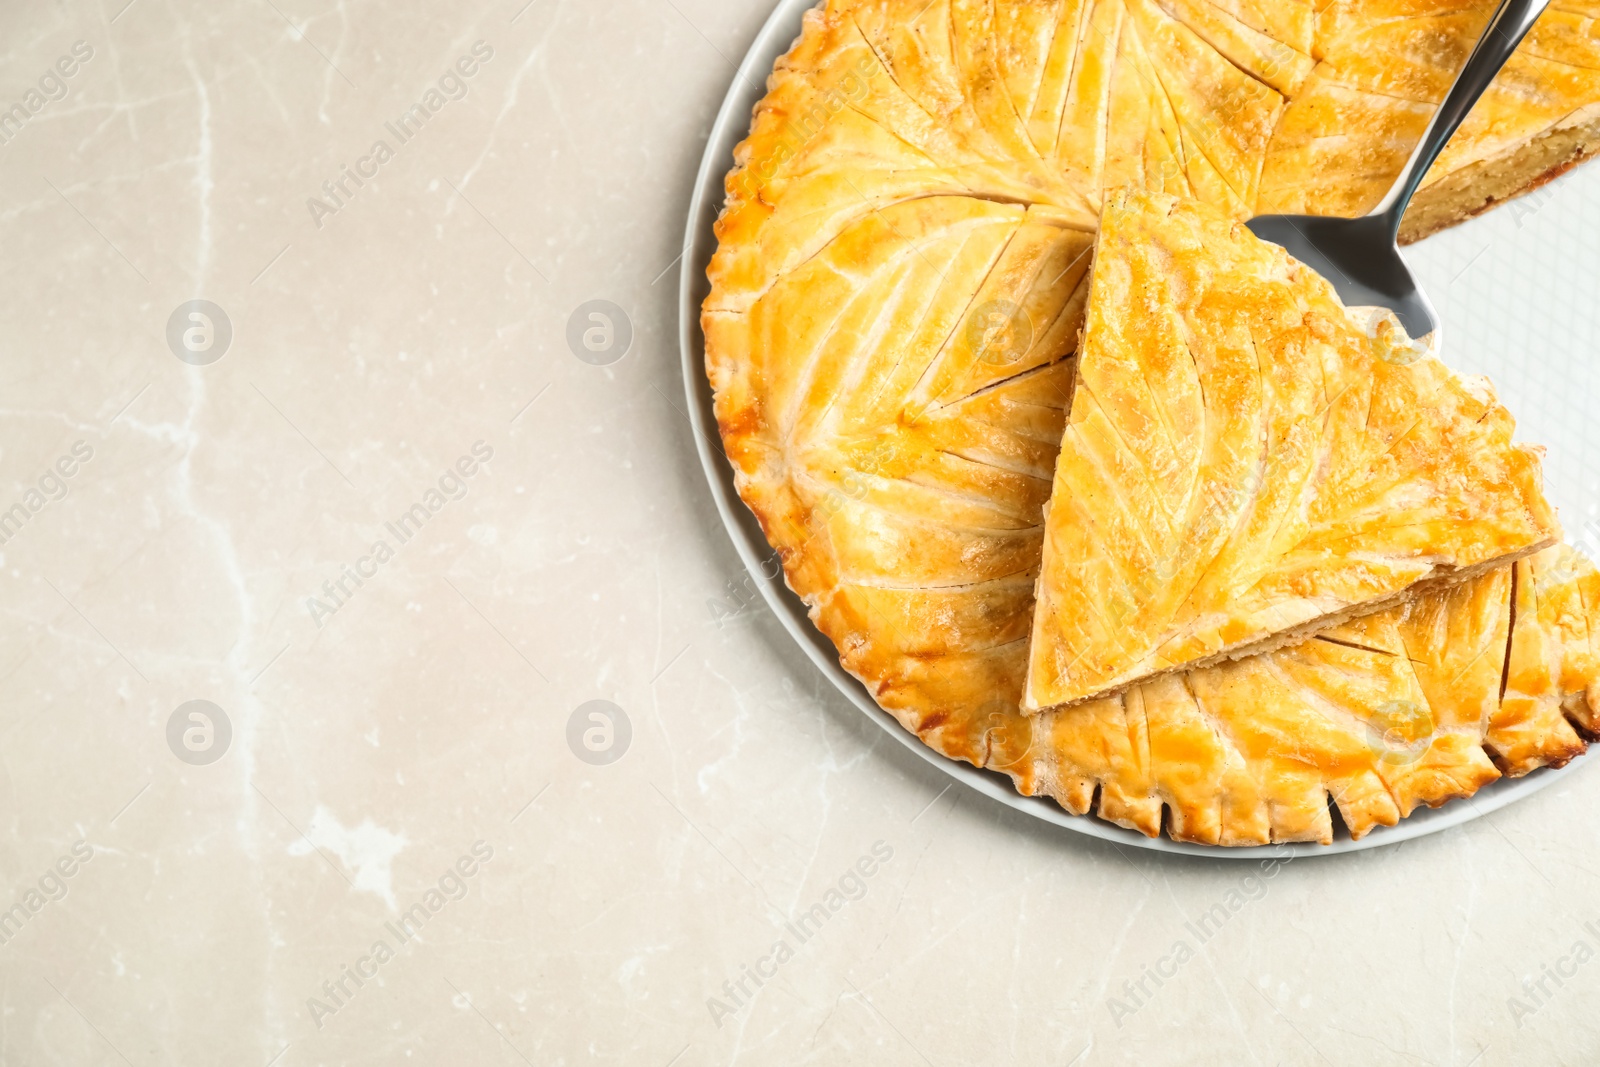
[703,0,1600,841]
[1024,545,1599,844]
[1264,0,1600,240]
[1024,191,1558,711]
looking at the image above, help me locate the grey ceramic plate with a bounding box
[676,0,1582,858]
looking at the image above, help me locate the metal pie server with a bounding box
[1246,0,1552,341]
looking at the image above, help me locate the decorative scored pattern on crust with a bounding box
[1024,191,1558,711]
[703,0,1600,842]
[1021,546,1600,844]
[1262,0,1600,231]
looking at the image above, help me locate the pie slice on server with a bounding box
[1023,191,1559,712]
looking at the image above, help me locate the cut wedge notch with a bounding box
[1023,190,1559,713]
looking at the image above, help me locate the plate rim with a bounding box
[674,0,1580,860]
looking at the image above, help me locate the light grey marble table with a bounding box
[2,1,1600,1064]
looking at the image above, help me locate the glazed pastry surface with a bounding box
[1024,191,1557,711]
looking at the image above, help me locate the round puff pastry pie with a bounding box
[703,0,1600,843]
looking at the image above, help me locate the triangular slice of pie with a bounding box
[1023,190,1559,712]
